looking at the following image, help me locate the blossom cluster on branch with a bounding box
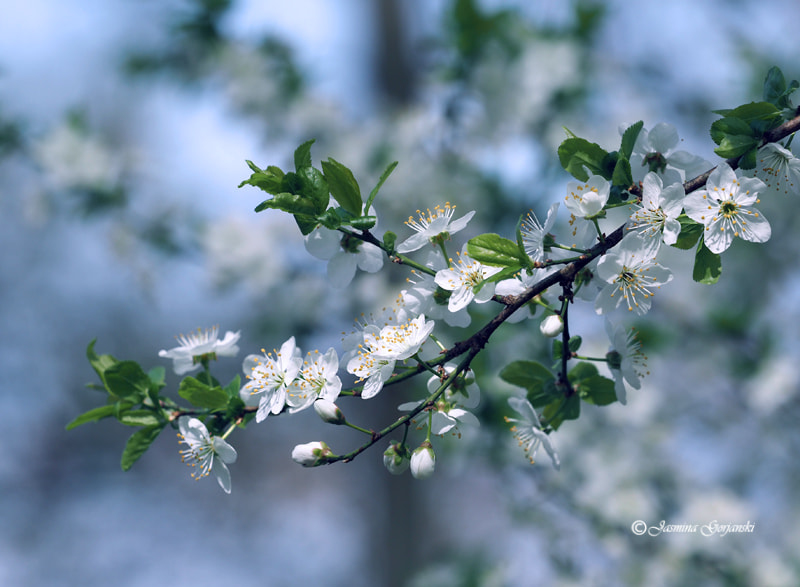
[68,66,800,493]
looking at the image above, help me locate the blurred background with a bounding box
[2,0,800,585]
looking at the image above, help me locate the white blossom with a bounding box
[627,172,685,255]
[564,174,610,218]
[396,202,475,253]
[505,397,560,470]
[159,326,241,375]
[240,336,303,422]
[604,320,648,405]
[434,249,502,312]
[683,163,771,254]
[305,226,383,288]
[629,122,710,182]
[521,202,559,263]
[177,417,237,493]
[285,348,342,414]
[755,142,800,197]
[595,234,673,315]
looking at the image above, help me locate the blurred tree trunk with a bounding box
[373,0,417,106]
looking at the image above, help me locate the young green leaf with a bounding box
[65,404,117,430]
[693,240,722,284]
[611,155,633,188]
[365,160,398,213]
[577,375,617,405]
[120,423,165,471]
[672,215,703,250]
[619,120,643,160]
[321,158,362,216]
[254,192,318,216]
[467,233,523,267]
[294,139,315,171]
[104,361,151,400]
[117,409,162,427]
[542,395,580,430]
[238,162,285,194]
[558,137,609,181]
[179,376,229,411]
[86,339,118,388]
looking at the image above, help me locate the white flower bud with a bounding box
[383,441,410,475]
[314,399,346,425]
[291,441,332,467]
[410,442,436,479]
[539,314,564,337]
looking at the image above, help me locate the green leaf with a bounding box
[365,160,398,213]
[764,68,799,111]
[710,116,753,144]
[558,137,609,181]
[568,361,598,382]
[294,214,319,236]
[619,121,643,160]
[148,366,165,388]
[294,139,315,171]
[297,167,329,214]
[65,404,116,430]
[254,192,318,216]
[578,375,617,405]
[714,134,759,159]
[467,233,523,267]
[500,360,560,407]
[147,366,165,405]
[349,215,378,231]
[763,66,787,104]
[553,336,581,361]
[383,231,397,252]
[693,240,722,284]
[118,409,162,427]
[542,395,580,430]
[178,376,229,411]
[86,339,118,387]
[611,155,633,188]
[321,158,362,216]
[104,361,151,399]
[738,146,758,170]
[672,215,703,250]
[238,162,285,193]
[224,375,242,399]
[715,101,781,125]
[120,423,165,471]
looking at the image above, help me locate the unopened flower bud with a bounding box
[540,314,564,337]
[410,441,436,479]
[314,398,346,425]
[383,441,410,475]
[291,441,333,467]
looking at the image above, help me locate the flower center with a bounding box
[643,151,668,174]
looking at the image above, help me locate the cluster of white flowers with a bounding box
[158,124,799,492]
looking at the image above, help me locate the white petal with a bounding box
[213,461,232,494]
[740,212,771,244]
[356,243,384,272]
[447,210,476,234]
[212,438,238,464]
[327,252,358,288]
[304,228,340,260]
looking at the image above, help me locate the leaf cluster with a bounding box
[67,340,246,471]
[710,66,798,168]
[239,139,396,236]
